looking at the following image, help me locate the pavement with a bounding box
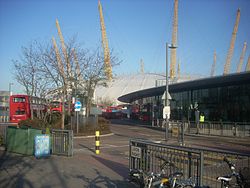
[0,119,249,188]
[0,147,135,188]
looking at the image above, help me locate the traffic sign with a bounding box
[74,101,82,112]
[163,106,170,119]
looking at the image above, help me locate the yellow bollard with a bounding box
[95,131,100,154]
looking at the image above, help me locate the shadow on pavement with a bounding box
[92,155,129,180]
[0,150,69,188]
[0,150,34,188]
[76,168,135,188]
[79,143,95,153]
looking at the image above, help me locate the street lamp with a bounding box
[9,83,14,96]
[164,42,177,141]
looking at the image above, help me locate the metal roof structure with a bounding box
[94,72,202,105]
[118,72,250,103]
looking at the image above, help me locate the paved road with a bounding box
[1,120,249,188]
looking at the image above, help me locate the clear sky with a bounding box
[0,0,250,93]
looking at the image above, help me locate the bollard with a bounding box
[95,130,100,154]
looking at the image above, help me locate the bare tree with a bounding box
[12,41,43,119]
[13,42,39,96]
[79,47,120,117]
[12,38,121,129]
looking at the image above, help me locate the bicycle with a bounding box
[129,156,209,188]
[129,168,170,188]
[129,156,174,187]
[156,156,209,188]
[216,157,250,188]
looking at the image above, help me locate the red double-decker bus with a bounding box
[9,94,47,123]
[49,101,73,113]
[50,101,63,113]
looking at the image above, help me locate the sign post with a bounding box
[74,101,82,134]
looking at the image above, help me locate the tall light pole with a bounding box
[164,43,177,141]
[9,83,14,96]
[8,83,14,122]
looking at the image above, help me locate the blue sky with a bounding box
[0,0,250,93]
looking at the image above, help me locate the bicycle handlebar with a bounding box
[217,157,245,187]
[156,156,177,170]
[223,157,235,170]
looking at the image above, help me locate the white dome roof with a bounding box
[94,72,203,105]
[94,73,165,105]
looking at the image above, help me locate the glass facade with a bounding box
[170,84,250,122]
[132,83,250,123]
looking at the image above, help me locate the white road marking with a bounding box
[138,133,151,136]
[74,144,128,152]
[102,144,128,148]
[129,127,140,130]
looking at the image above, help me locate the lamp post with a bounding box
[164,43,177,141]
[8,83,14,122]
[9,83,14,96]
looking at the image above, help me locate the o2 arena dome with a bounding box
[94,72,202,105]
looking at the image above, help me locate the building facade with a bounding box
[0,91,10,122]
[118,72,250,123]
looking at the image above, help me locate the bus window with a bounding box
[13,97,26,103]
[15,109,25,115]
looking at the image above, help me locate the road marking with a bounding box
[102,144,128,148]
[129,127,140,130]
[138,133,151,136]
[74,133,114,139]
[75,144,128,152]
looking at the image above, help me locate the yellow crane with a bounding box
[246,55,250,72]
[55,19,72,78]
[223,9,240,75]
[52,36,66,129]
[236,42,247,73]
[170,0,178,79]
[72,48,83,82]
[140,59,144,74]
[98,0,112,81]
[52,37,66,81]
[177,60,180,80]
[210,51,216,77]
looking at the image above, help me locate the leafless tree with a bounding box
[12,38,121,129]
[12,41,44,119]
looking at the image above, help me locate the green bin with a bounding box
[6,126,42,155]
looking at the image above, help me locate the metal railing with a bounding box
[0,123,8,145]
[129,138,250,187]
[130,138,204,186]
[51,129,73,157]
[198,148,250,187]
[0,115,9,122]
[159,120,250,138]
[187,121,250,137]
[0,123,18,145]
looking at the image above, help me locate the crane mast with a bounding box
[52,37,66,81]
[140,59,144,74]
[177,60,180,80]
[236,42,247,73]
[246,56,250,72]
[223,9,240,75]
[55,19,72,78]
[72,48,83,82]
[170,0,178,79]
[98,0,112,81]
[211,51,216,77]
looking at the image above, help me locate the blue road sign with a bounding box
[75,101,82,111]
